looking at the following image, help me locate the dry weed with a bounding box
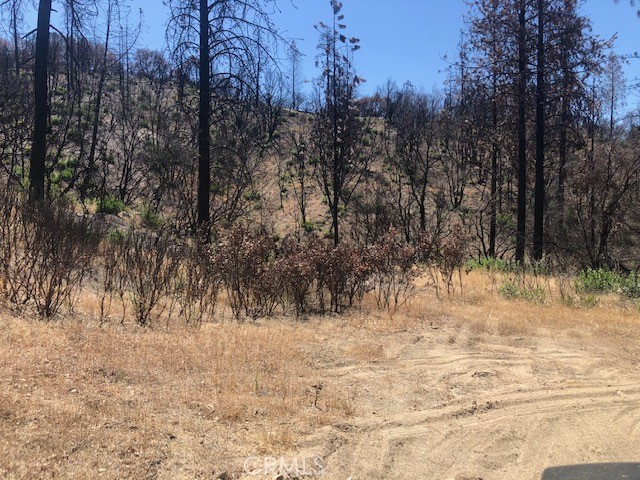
[0,316,334,478]
[345,342,385,363]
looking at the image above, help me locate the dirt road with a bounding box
[295,318,640,479]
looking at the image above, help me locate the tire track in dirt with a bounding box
[297,326,640,479]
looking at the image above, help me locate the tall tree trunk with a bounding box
[418,144,431,233]
[82,1,112,201]
[299,166,307,226]
[588,81,596,261]
[30,0,52,201]
[557,91,568,240]
[331,10,340,247]
[489,71,498,258]
[516,1,527,263]
[533,0,545,261]
[332,185,339,247]
[197,0,211,227]
[597,212,612,268]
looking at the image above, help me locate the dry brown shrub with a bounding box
[120,229,180,326]
[0,192,100,317]
[368,229,419,310]
[214,225,283,320]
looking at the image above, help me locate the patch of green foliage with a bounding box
[574,268,640,300]
[466,257,516,273]
[97,194,125,215]
[574,268,621,294]
[301,220,316,233]
[141,203,164,229]
[498,279,547,304]
[620,273,640,299]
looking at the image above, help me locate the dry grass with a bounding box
[344,342,385,363]
[2,268,640,478]
[0,315,351,479]
[401,270,640,334]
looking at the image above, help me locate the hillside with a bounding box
[3,0,640,478]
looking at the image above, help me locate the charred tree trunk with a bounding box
[197,0,211,228]
[557,92,568,241]
[533,0,545,261]
[82,2,112,201]
[489,72,498,258]
[12,2,20,75]
[516,1,527,263]
[331,9,340,247]
[30,0,52,201]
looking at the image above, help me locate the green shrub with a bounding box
[560,293,576,308]
[580,294,600,308]
[575,268,621,294]
[98,194,125,215]
[301,220,316,233]
[498,280,520,299]
[620,273,640,299]
[141,203,164,229]
[466,257,515,273]
[498,279,547,304]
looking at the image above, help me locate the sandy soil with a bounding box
[3,303,640,480]
[291,318,640,480]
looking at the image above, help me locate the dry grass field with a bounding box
[2,271,640,479]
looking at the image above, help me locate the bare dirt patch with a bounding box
[295,311,640,480]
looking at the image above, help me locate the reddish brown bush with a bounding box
[436,223,470,294]
[213,225,283,319]
[279,237,318,317]
[368,229,419,310]
[175,241,221,325]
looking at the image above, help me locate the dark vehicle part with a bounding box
[542,463,640,479]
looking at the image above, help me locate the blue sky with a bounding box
[129,0,640,105]
[22,1,640,105]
